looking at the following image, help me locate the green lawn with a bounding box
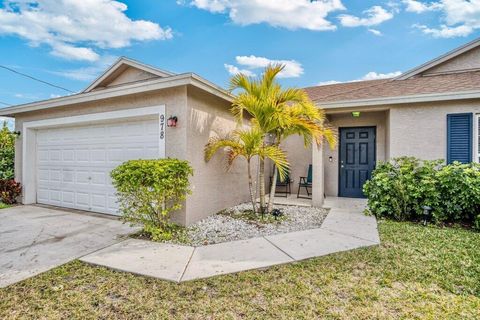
[1,221,479,319]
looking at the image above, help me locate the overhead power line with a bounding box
[0,101,11,106]
[0,64,75,93]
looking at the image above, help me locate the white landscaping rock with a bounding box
[170,204,329,246]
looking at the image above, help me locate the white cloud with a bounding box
[317,70,402,85]
[360,71,402,80]
[224,64,256,77]
[50,43,100,62]
[0,1,172,62]
[185,0,346,31]
[339,6,393,27]
[408,0,480,38]
[52,55,118,81]
[317,80,343,86]
[403,0,442,13]
[229,55,304,78]
[368,28,383,36]
[415,24,473,38]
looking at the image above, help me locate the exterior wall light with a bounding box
[12,131,21,137]
[352,111,361,118]
[422,205,432,226]
[167,116,178,127]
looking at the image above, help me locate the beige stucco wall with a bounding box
[323,111,387,197]
[278,135,312,190]
[423,46,480,75]
[388,100,480,160]
[185,86,252,225]
[14,86,190,222]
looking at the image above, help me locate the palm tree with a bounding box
[229,64,336,213]
[205,128,289,213]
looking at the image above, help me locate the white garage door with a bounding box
[36,118,161,215]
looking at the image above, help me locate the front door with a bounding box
[339,127,376,198]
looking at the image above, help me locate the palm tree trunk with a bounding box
[247,159,257,213]
[259,157,266,214]
[267,164,277,213]
[267,137,280,213]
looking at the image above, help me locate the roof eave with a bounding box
[395,37,480,80]
[82,57,176,93]
[0,74,232,117]
[317,90,480,109]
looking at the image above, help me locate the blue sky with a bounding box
[0,0,479,110]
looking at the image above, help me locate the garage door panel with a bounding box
[91,149,106,162]
[37,189,50,202]
[62,149,75,162]
[36,118,160,215]
[91,171,107,186]
[62,191,75,205]
[75,149,90,162]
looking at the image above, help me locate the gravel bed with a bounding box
[170,203,329,246]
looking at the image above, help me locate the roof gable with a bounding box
[396,37,480,80]
[83,57,174,93]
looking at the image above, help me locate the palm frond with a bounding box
[260,145,289,181]
[204,137,243,163]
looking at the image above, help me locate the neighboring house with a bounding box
[2,38,480,222]
[0,58,250,225]
[284,37,480,206]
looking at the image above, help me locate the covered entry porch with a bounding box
[278,109,388,207]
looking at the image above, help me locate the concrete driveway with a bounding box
[0,205,136,288]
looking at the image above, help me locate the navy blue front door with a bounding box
[339,127,376,198]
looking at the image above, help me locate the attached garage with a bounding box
[36,117,162,215]
[22,105,166,216]
[0,57,251,225]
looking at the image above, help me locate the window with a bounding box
[476,114,480,163]
[447,113,473,164]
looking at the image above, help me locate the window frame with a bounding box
[475,114,480,163]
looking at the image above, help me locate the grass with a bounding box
[1,221,479,319]
[0,202,11,209]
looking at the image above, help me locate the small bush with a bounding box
[364,157,480,228]
[435,162,480,222]
[363,157,442,221]
[0,179,21,204]
[0,123,15,180]
[111,159,193,241]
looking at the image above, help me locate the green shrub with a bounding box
[435,162,480,222]
[0,179,21,204]
[363,157,442,221]
[364,157,480,228]
[111,159,193,241]
[0,122,15,180]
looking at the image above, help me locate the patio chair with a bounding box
[270,168,292,197]
[297,164,312,199]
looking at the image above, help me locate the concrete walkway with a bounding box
[81,198,380,282]
[0,205,136,288]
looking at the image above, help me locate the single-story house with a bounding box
[1,37,480,224]
[0,58,251,225]
[284,37,480,206]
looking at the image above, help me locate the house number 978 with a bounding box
[160,114,165,140]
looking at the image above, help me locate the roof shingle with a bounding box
[304,71,480,103]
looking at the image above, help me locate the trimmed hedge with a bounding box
[111,159,193,240]
[364,157,480,229]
